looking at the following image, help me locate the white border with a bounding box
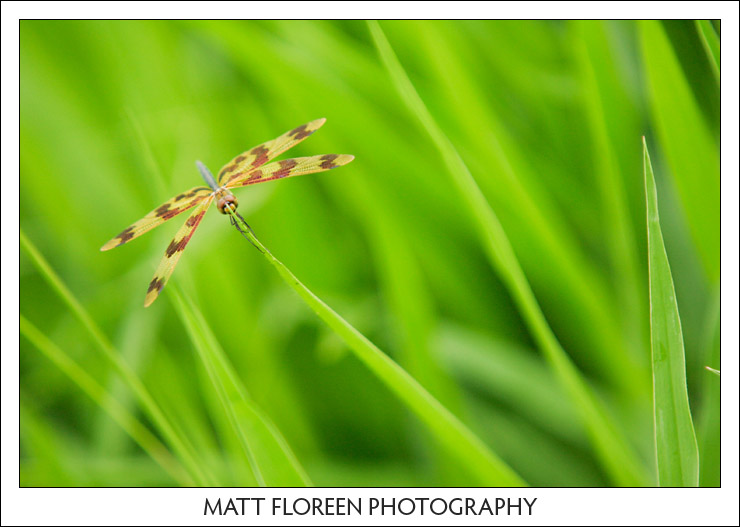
[1,1,22,524]
[0,487,739,526]
[3,2,738,526]
[0,1,736,20]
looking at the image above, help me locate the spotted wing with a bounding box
[224,154,355,189]
[217,118,327,186]
[143,197,213,307]
[101,186,211,251]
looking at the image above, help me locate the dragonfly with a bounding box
[101,118,354,307]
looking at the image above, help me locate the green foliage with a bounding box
[171,287,312,486]
[643,140,699,486]
[226,208,525,486]
[368,20,647,486]
[640,21,720,283]
[696,20,721,82]
[20,315,189,485]
[20,20,719,486]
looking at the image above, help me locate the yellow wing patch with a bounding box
[226,154,355,188]
[217,118,327,186]
[143,197,213,307]
[101,186,211,251]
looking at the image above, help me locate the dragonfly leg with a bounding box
[236,211,256,236]
[227,206,263,253]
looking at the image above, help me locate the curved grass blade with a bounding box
[410,21,643,397]
[20,315,191,486]
[123,105,310,486]
[640,20,719,283]
[226,207,525,486]
[643,138,699,487]
[435,324,584,449]
[368,19,649,487]
[19,230,216,486]
[573,20,647,359]
[326,166,464,412]
[695,20,720,83]
[339,172,468,483]
[696,296,720,485]
[170,287,312,487]
[21,400,78,486]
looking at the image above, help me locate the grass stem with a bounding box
[225,206,526,486]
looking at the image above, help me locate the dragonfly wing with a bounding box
[143,197,213,307]
[101,186,212,251]
[225,154,355,189]
[217,118,327,185]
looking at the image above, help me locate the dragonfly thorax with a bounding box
[216,189,238,214]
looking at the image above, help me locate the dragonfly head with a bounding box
[217,193,238,215]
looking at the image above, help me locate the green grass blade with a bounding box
[697,290,720,486]
[170,287,313,487]
[410,21,642,396]
[330,172,468,483]
[640,20,719,283]
[368,20,649,486]
[466,399,606,487]
[19,230,216,486]
[573,20,647,356]
[327,167,465,413]
[695,20,720,82]
[226,208,525,486]
[20,401,78,486]
[20,315,190,485]
[435,324,584,448]
[643,138,699,487]
[369,191,470,484]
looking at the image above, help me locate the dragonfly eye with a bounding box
[217,195,238,214]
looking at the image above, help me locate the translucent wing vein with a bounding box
[101,186,211,251]
[225,154,355,188]
[143,197,213,307]
[217,118,327,185]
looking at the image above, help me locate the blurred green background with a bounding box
[20,20,720,487]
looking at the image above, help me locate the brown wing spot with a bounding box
[289,124,312,140]
[164,239,181,258]
[237,170,262,186]
[250,145,270,167]
[165,209,207,257]
[160,207,184,221]
[147,277,164,293]
[155,203,172,216]
[320,154,339,169]
[115,226,136,246]
[274,159,299,179]
[248,169,263,181]
[177,224,201,251]
[221,164,237,176]
[185,210,206,227]
[222,159,245,175]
